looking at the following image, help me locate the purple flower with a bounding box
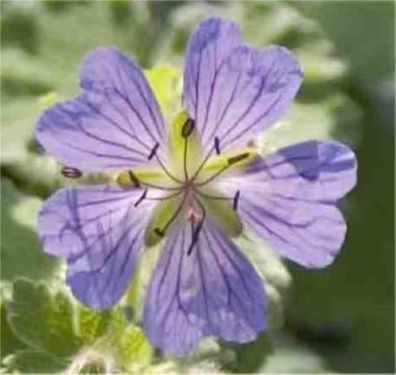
[36,18,357,356]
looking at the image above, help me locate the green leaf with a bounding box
[4,277,154,373]
[2,350,68,374]
[230,333,272,373]
[6,278,82,357]
[0,301,26,360]
[115,325,153,372]
[1,49,54,96]
[76,307,115,345]
[259,94,362,154]
[0,179,59,282]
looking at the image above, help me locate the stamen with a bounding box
[155,155,183,183]
[196,190,231,201]
[61,166,82,179]
[147,143,159,160]
[233,190,240,211]
[139,180,181,191]
[134,189,147,207]
[127,171,140,187]
[183,135,189,180]
[118,170,180,191]
[190,142,216,182]
[153,193,187,237]
[147,142,182,183]
[196,152,251,187]
[195,165,228,187]
[187,198,206,256]
[214,137,221,155]
[153,228,164,237]
[227,152,249,165]
[181,118,195,180]
[146,190,183,201]
[181,118,195,138]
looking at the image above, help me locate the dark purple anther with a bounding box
[187,222,203,256]
[154,228,164,237]
[233,190,240,211]
[128,171,140,187]
[61,166,82,179]
[181,118,195,138]
[148,143,160,160]
[134,189,148,207]
[214,137,220,154]
[228,153,249,165]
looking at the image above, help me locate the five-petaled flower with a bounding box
[36,18,357,356]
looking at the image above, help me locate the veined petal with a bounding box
[183,18,242,144]
[143,218,266,356]
[183,18,302,152]
[36,47,166,171]
[217,141,357,268]
[38,185,155,309]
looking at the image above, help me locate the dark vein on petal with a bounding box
[204,226,254,304]
[204,70,242,149]
[113,67,159,145]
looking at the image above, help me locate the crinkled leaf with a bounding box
[5,278,153,373]
[76,307,117,345]
[0,301,26,360]
[6,278,82,357]
[115,325,153,372]
[2,350,67,374]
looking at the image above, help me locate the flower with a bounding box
[36,17,357,356]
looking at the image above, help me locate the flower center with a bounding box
[115,111,258,250]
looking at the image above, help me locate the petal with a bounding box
[38,185,154,309]
[36,47,166,171]
[183,18,302,152]
[143,218,266,356]
[217,141,357,268]
[183,18,242,141]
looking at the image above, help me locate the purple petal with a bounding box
[183,18,302,152]
[143,218,266,356]
[38,185,155,309]
[183,18,241,143]
[36,47,166,171]
[217,141,357,268]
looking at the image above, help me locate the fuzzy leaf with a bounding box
[2,350,67,373]
[116,325,153,372]
[0,301,26,360]
[6,278,82,357]
[76,307,116,344]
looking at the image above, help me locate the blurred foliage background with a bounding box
[1,1,394,373]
